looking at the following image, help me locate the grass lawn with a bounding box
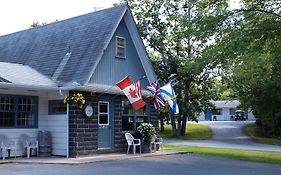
[245,123,281,146]
[160,123,211,140]
[164,145,281,164]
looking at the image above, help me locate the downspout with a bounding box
[58,86,73,158]
[66,103,69,158]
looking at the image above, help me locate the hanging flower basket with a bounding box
[64,93,85,109]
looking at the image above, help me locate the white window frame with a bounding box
[116,36,126,58]
[0,94,38,128]
[98,101,109,125]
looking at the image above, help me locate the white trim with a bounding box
[66,103,69,158]
[115,36,126,58]
[97,147,111,150]
[0,82,58,91]
[77,83,153,97]
[85,6,128,84]
[98,101,109,125]
[84,4,157,84]
[123,9,157,83]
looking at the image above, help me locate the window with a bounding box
[122,100,134,130]
[212,109,222,115]
[0,96,15,127]
[121,99,149,131]
[229,108,235,115]
[98,102,109,125]
[0,95,38,128]
[122,116,134,131]
[135,108,148,128]
[48,100,67,115]
[116,36,126,58]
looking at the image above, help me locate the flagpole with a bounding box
[138,75,147,82]
[97,84,117,97]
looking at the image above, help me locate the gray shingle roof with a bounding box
[0,4,127,86]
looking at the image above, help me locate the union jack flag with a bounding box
[147,81,165,110]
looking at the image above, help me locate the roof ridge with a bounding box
[0,3,128,38]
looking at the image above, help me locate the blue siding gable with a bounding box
[0,4,128,85]
[90,19,149,88]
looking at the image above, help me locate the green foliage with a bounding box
[164,145,281,164]
[202,0,281,136]
[30,21,48,28]
[127,0,230,136]
[64,93,85,109]
[137,123,156,145]
[30,20,58,28]
[160,123,211,140]
[245,123,281,146]
[213,79,237,100]
[127,0,281,136]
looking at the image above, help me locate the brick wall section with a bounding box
[149,100,159,130]
[68,91,98,157]
[113,96,127,151]
[68,91,159,157]
[113,98,160,152]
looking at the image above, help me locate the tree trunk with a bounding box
[180,116,187,136]
[177,118,182,136]
[160,117,165,132]
[178,0,192,137]
[179,80,191,136]
[171,113,177,136]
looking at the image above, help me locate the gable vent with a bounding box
[52,52,72,81]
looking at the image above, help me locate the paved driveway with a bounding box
[0,154,280,175]
[202,121,254,143]
[165,121,281,152]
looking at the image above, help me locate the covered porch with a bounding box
[0,87,69,158]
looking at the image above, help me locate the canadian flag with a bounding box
[116,76,146,110]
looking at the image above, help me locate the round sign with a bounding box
[84,105,93,117]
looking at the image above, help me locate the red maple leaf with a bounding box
[129,88,138,98]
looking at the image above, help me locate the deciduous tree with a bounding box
[127,0,230,136]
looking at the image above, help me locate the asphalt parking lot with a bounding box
[0,154,280,175]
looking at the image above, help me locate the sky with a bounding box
[0,0,120,36]
[0,0,240,36]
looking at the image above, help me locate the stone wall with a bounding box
[68,91,159,157]
[68,91,98,157]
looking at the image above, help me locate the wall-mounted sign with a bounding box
[83,104,94,118]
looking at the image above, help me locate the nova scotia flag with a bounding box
[159,82,179,115]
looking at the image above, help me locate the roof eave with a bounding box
[0,82,59,91]
[123,7,157,84]
[84,4,129,85]
[76,83,153,97]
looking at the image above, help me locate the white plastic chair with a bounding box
[152,134,163,152]
[125,133,141,154]
[0,135,16,160]
[19,134,39,158]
